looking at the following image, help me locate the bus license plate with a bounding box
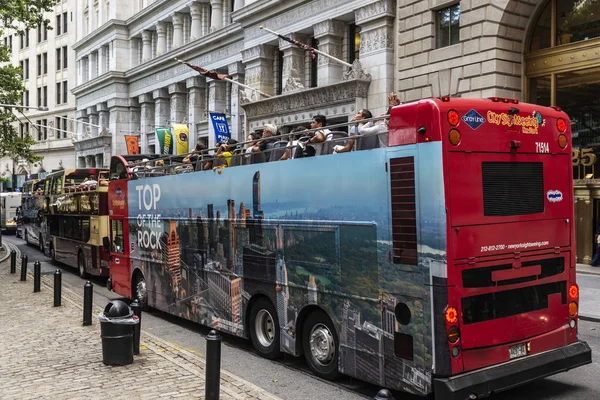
[508,343,527,359]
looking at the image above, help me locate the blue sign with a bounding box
[209,112,231,144]
[461,109,485,130]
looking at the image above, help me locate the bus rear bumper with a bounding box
[433,341,592,400]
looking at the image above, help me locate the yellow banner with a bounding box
[172,124,189,155]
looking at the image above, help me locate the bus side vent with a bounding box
[390,157,417,265]
[482,162,544,216]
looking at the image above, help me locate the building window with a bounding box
[25,29,30,48]
[62,115,68,139]
[19,123,24,139]
[20,33,24,48]
[43,52,48,74]
[56,48,61,70]
[63,46,68,69]
[37,87,41,106]
[43,85,48,107]
[37,54,41,76]
[276,50,283,95]
[348,24,361,64]
[310,37,319,88]
[56,14,62,35]
[19,60,23,75]
[56,82,62,104]
[436,3,460,48]
[36,120,42,141]
[63,12,68,34]
[55,117,61,138]
[63,81,68,104]
[24,58,29,79]
[24,90,29,107]
[42,119,48,141]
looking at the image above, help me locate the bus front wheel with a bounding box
[249,298,281,360]
[78,251,89,279]
[133,272,148,311]
[302,310,340,381]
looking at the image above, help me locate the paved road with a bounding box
[579,273,600,321]
[6,234,600,400]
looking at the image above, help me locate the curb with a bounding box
[0,241,18,263]
[580,315,600,323]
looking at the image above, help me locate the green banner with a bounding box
[155,128,173,155]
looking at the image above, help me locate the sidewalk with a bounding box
[577,263,600,277]
[0,243,281,400]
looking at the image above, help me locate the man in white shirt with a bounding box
[305,114,331,156]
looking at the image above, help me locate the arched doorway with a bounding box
[525,0,600,264]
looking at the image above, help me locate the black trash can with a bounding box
[98,300,139,366]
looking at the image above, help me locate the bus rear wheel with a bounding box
[302,310,340,381]
[133,272,148,311]
[78,251,89,279]
[249,298,281,360]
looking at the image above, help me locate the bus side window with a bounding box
[111,220,124,254]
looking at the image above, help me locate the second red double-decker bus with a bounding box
[104,97,591,399]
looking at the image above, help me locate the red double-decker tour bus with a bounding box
[105,97,591,399]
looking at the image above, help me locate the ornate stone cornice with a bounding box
[355,0,396,25]
[279,33,308,50]
[228,61,245,76]
[168,82,187,94]
[242,44,276,63]
[313,20,346,38]
[153,88,170,99]
[73,134,112,152]
[186,76,206,88]
[359,25,394,55]
[138,93,154,104]
[241,78,371,120]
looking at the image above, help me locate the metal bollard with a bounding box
[83,281,93,326]
[205,330,222,400]
[130,300,142,355]
[10,250,16,273]
[33,261,41,292]
[20,254,28,281]
[53,269,62,307]
[374,389,395,400]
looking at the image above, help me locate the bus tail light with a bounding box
[569,302,578,317]
[558,134,568,149]
[449,129,461,146]
[445,306,458,324]
[569,284,579,299]
[447,326,460,343]
[557,118,567,132]
[447,110,460,126]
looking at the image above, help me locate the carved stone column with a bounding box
[208,78,227,149]
[279,33,308,93]
[190,2,202,40]
[169,82,188,124]
[142,30,153,62]
[354,0,396,115]
[98,46,106,75]
[172,13,183,49]
[107,98,131,156]
[187,77,206,152]
[89,51,98,80]
[201,3,210,36]
[76,109,88,141]
[156,22,168,56]
[153,88,171,130]
[129,98,141,148]
[86,155,96,168]
[87,106,98,137]
[138,93,155,154]
[234,0,245,11]
[97,102,109,135]
[242,44,276,99]
[210,0,223,32]
[228,62,245,141]
[313,20,345,86]
[130,37,141,68]
[222,0,231,27]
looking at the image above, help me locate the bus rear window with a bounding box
[482,162,544,216]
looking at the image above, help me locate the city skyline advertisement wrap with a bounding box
[127,143,447,395]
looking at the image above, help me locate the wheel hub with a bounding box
[136,279,147,303]
[255,309,275,348]
[309,324,335,366]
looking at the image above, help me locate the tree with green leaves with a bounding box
[0,1,57,164]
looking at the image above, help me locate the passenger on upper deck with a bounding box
[280,126,309,160]
[251,124,279,161]
[214,139,239,168]
[333,109,373,154]
[304,115,332,156]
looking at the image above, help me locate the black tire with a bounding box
[24,230,29,244]
[302,310,340,380]
[78,251,89,279]
[50,244,56,263]
[133,272,149,311]
[249,298,281,360]
[39,235,45,255]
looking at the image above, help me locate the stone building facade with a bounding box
[71,0,397,164]
[0,0,79,188]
